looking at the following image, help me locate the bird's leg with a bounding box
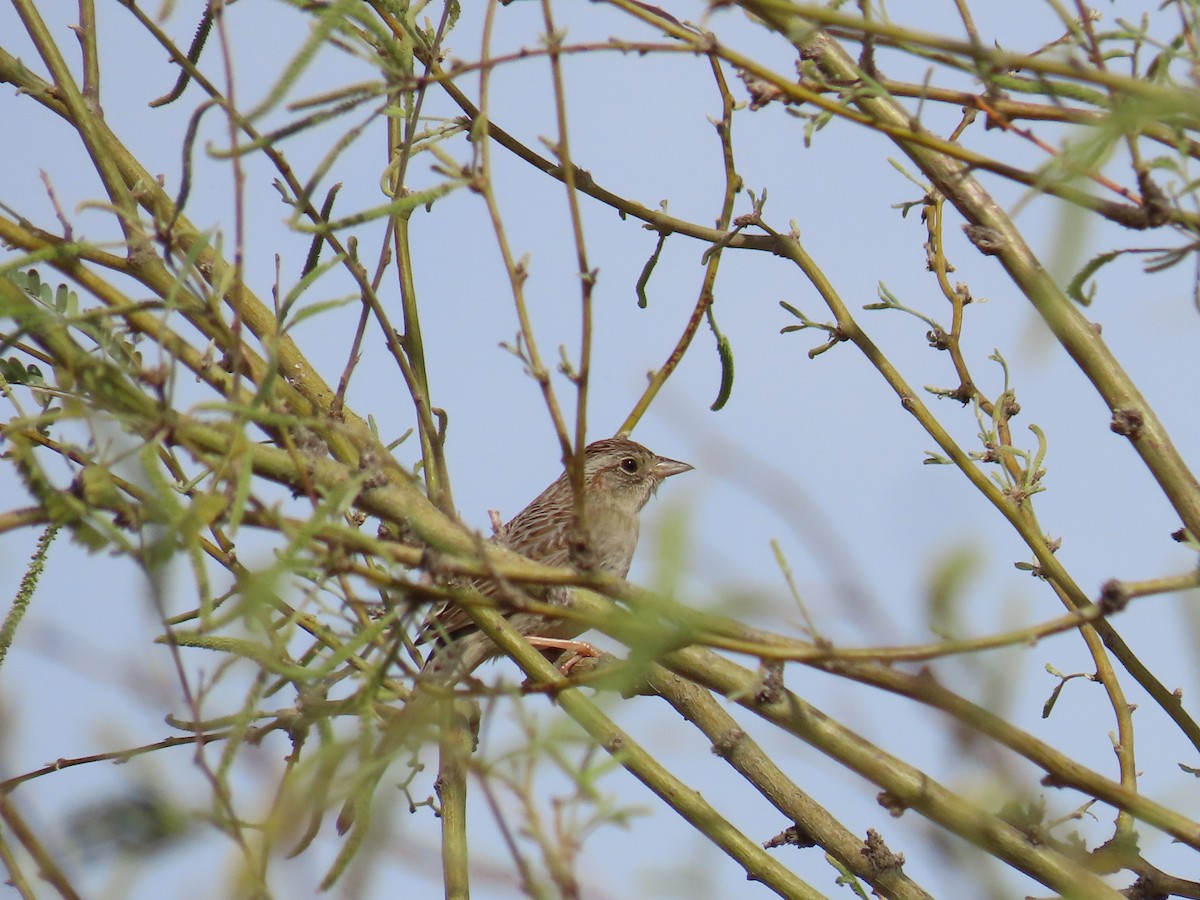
[526,636,601,655]
[526,636,603,674]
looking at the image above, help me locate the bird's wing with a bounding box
[415,494,575,650]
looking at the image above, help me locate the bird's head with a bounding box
[582,437,693,515]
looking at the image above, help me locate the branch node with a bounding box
[860,828,905,872]
[763,824,817,850]
[1097,579,1130,615]
[876,790,908,818]
[962,224,1005,256]
[1110,407,1144,440]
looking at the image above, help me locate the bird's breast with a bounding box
[584,505,641,578]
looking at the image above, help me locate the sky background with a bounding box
[3,2,1200,898]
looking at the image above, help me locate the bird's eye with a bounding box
[620,457,640,474]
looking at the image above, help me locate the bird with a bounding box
[336,436,692,834]
[417,436,694,677]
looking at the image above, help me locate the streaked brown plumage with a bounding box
[336,437,691,835]
[418,436,693,677]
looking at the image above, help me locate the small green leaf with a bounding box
[635,232,667,308]
[1042,679,1067,718]
[707,307,734,411]
[1065,250,1120,306]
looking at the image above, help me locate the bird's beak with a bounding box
[653,455,694,480]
